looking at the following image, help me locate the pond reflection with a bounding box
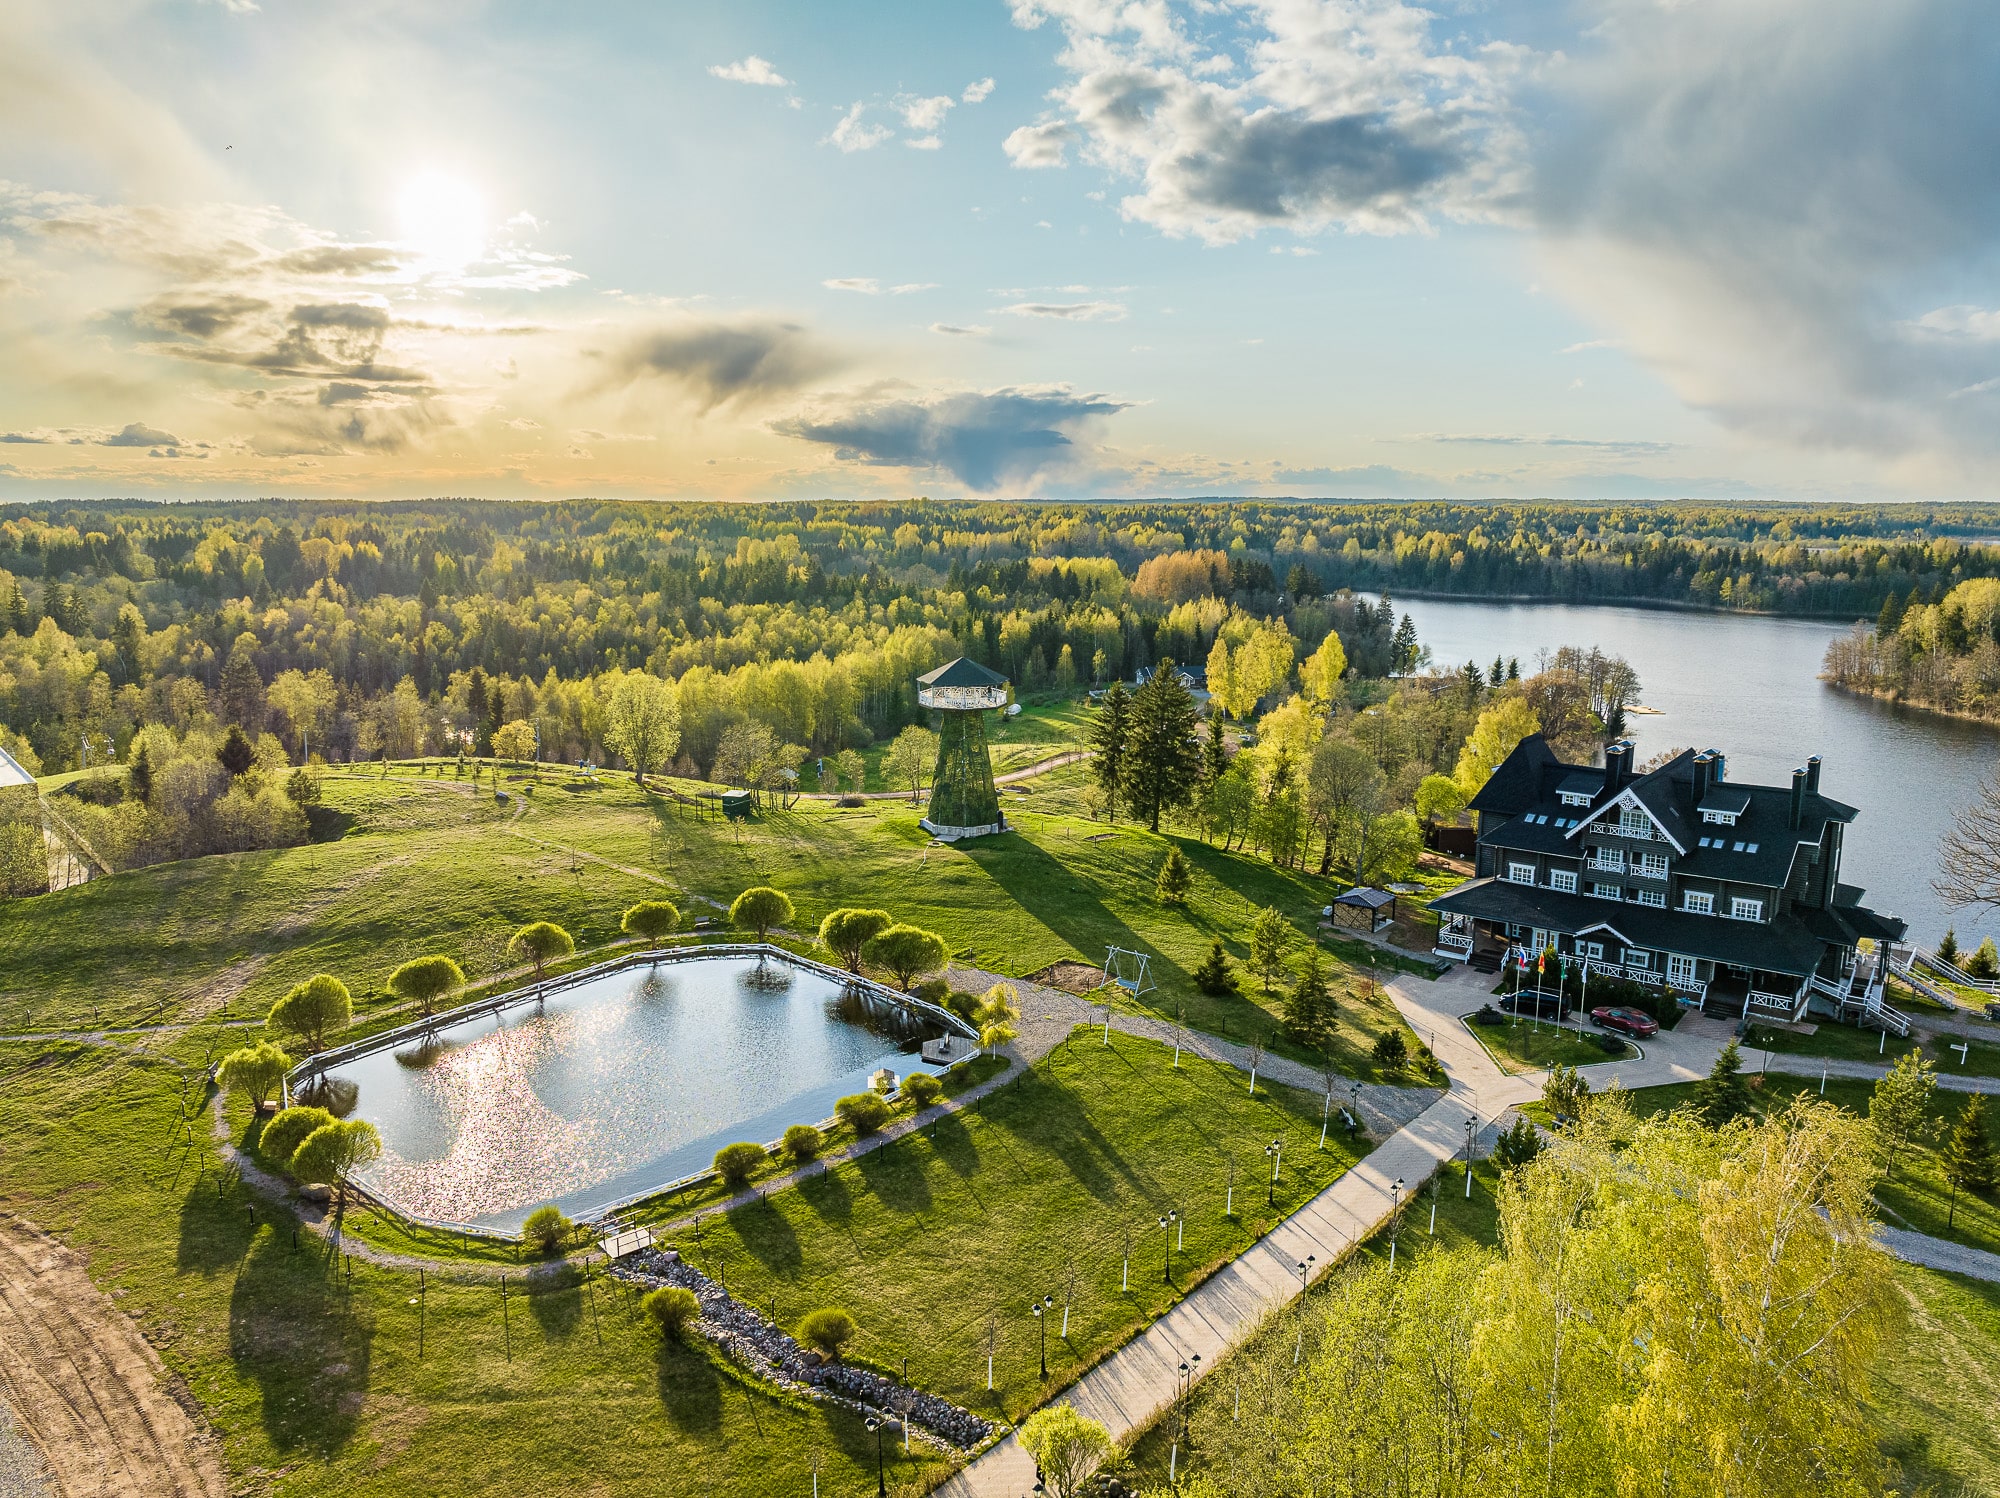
[325,955,947,1232]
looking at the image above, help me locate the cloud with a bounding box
[1002,0,1520,242]
[503,417,541,430]
[1001,300,1127,321]
[1559,338,1622,354]
[100,422,180,446]
[825,104,893,153]
[901,95,956,133]
[602,317,843,412]
[1,432,50,443]
[1529,0,2000,465]
[930,323,992,337]
[773,384,1131,490]
[709,56,790,87]
[1909,306,2000,341]
[1414,433,1680,455]
[1003,121,1077,168]
[824,277,882,294]
[963,78,996,104]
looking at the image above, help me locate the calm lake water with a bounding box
[1399,598,2000,953]
[328,955,944,1232]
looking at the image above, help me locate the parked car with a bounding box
[1499,991,1568,1020]
[1590,1005,1660,1038]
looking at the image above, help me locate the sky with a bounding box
[2,0,1998,506]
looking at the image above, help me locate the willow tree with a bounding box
[267,973,351,1053]
[509,921,574,978]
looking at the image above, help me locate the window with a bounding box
[1683,891,1714,914]
[1731,897,1764,921]
[1702,809,1738,825]
[1580,941,1604,960]
[1622,948,1652,969]
[1745,842,1759,853]
[1590,881,1621,899]
[1636,852,1668,878]
[1731,841,1746,853]
[1618,807,1652,838]
[1559,791,1591,807]
[1667,953,1698,985]
[1633,889,1666,908]
[1508,862,1536,885]
[1549,870,1577,893]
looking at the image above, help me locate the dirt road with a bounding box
[0,1215,227,1498]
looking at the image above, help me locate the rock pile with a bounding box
[620,1248,991,1450]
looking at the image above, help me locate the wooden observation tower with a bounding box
[916,657,1011,841]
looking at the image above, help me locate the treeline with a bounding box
[1822,577,2000,721]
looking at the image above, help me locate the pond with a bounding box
[321,954,951,1233]
[1397,597,2000,953]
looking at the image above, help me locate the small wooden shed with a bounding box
[1329,886,1398,934]
[720,790,756,820]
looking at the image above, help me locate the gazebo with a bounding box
[916,657,1011,841]
[1327,887,1398,934]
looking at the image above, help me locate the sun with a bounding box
[396,171,488,270]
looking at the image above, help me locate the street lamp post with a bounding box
[863,1416,887,1498]
[1348,1083,1362,1139]
[1389,1177,1405,1268]
[1464,1115,1478,1199]
[1031,1293,1054,1378]
[1160,1211,1178,1282]
[1264,1138,1282,1206]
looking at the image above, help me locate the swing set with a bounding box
[1104,946,1156,997]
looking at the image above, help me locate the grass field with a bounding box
[0,755,1432,1498]
[1464,1013,1634,1073]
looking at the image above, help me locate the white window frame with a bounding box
[1548,870,1578,894]
[1633,889,1666,908]
[1702,809,1738,825]
[1683,891,1714,915]
[1590,880,1621,900]
[1508,861,1536,885]
[1731,896,1764,921]
[1559,791,1591,807]
[1622,948,1652,969]
[1617,807,1653,839]
[1667,953,1698,985]
[1580,941,1604,960]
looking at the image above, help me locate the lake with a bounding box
[326,954,947,1232]
[1397,597,2000,953]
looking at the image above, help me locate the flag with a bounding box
[1537,947,1546,976]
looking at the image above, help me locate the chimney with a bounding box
[1691,751,1712,811]
[1789,766,1807,829]
[1805,755,1822,795]
[1603,742,1630,795]
[1707,750,1726,783]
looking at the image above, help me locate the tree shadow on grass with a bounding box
[796,1165,853,1226]
[227,1228,374,1458]
[927,1110,981,1179]
[525,1265,585,1340]
[854,1137,934,1218]
[987,1054,1154,1206]
[730,1196,804,1278]
[176,1167,256,1276]
[963,836,1193,991]
[656,1337,723,1433]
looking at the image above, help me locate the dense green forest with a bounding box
[0,496,1662,893]
[1822,577,2000,721]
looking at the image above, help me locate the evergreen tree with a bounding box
[1202,712,1228,787]
[1877,588,1906,636]
[1090,680,1131,822]
[1869,1049,1938,1178]
[1938,927,1959,966]
[1968,937,1999,980]
[217,724,255,778]
[1942,1094,1996,1230]
[1284,946,1333,1046]
[126,740,154,805]
[219,632,267,730]
[1493,1113,1543,1172]
[1121,659,1202,831]
[1193,939,1237,996]
[1249,906,1292,993]
[1692,1038,1754,1126]
[1154,845,1194,905]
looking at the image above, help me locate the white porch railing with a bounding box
[1435,931,1473,955]
[1916,947,2000,994]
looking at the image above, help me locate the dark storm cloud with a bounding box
[603,318,843,412]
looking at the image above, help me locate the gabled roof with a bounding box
[1467,734,1565,815]
[917,656,1008,690]
[1334,886,1397,910]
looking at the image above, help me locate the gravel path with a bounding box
[1872,1224,2000,1282]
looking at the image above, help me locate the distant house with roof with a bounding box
[1429,737,1906,1026]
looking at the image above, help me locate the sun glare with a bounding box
[396,171,487,270]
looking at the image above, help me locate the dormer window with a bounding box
[1702,809,1738,826]
[1558,791,1591,807]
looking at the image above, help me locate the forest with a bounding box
[0,497,1650,885]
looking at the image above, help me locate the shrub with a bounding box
[267,973,351,1053]
[731,885,794,942]
[913,977,951,1004]
[1494,1113,1543,1173]
[901,1073,943,1109]
[644,1286,701,1339]
[1154,845,1193,905]
[621,900,681,948]
[386,955,465,1017]
[797,1307,858,1360]
[781,1123,824,1163]
[509,921,574,978]
[1596,1031,1625,1054]
[259,1104,334,1167]
[1020,1405,1118,1498]
[1193,939,1237,996]
[521,1205,573,1257]
[1474,1003,1503,1025]
[835,1092,892,1136]
[1372,1029,1410,1069]
[218,1040,291,1111]
[944,989,982,1022]
[714,1140,769,1187]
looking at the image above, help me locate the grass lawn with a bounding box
[1743,1021,1926,1066]
[1926,1032,2000,1080]
[1622,1077,2000,1260]
[656,1028,1367,1422]
[1465,1013,1634,1073]
[1871,1266,2000,1496]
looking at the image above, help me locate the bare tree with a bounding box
[1937,767,2000,916]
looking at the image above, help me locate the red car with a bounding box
[1590,1005,1659,1038]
